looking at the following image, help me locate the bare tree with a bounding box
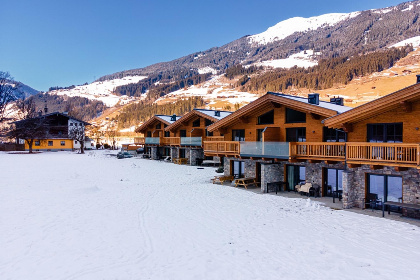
[8,98,48,153]
[69,124,86,154]
[0,72,20,123]
[105,129,119,150]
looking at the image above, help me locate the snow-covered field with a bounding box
[1,151,419,280]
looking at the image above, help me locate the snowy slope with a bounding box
[391,35,420,48]
[249,12,360,45]
[255,50,318,69]
[0,151,419,279]
[48,76,146,107]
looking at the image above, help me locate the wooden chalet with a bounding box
[164,109,232,165]
[204,92,351,198]
[322,77,420,214]
[134,114,181,159]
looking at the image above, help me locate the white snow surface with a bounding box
[249,12,360,45]
[197,67,218,75]
[256,50,318,69]
[391,35,420,48]
[48,76,147,107]
[1,151,420,280]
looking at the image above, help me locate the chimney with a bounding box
[417,74,420,84]
[44,100,48,114]
[214,110,221,117]
[170,114,177,122]
[330,96,344,106]
[308,93,319,105]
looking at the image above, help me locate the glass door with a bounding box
[368,174,402,202]
[287,165,305,191]
[233,161,245,178]
[324,168,343,196]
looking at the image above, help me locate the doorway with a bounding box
[286,165,305,191]
[324,168,343,196]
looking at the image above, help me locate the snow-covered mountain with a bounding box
[48,76,146,107]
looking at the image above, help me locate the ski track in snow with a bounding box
[0,151,419,279]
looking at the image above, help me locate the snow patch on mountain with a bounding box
[249,12,360,45]
[255,50,318,69]
[198,67,217,74]
[390,36,420,49]
[48,76,146,107]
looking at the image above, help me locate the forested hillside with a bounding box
[240,46,413,93]
[114,97,205,129]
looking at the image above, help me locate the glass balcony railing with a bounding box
[240,142,290,159]
[181,137,202,146]
[145,137,160,145]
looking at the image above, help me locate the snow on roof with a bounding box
[268,93,352,114]
[156,115,181,124]
[194,109,232,120]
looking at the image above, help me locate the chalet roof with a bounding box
[165,109,232,131]
[13,112,91,125]
[323,82,420,129]
[135,114,180,133]
[207,92,350,132]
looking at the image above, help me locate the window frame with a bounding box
[257,110,274,125]
[285,108,306,124]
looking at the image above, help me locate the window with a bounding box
[257,110,274,125]
[156,123,161,129]
[60,141,65,146]
[287,165,306,191]
[286,108,306,123]
[164,131,170,137]
[179,148,186,158]
[323,127,347,142]
[192,118,200,127]
[164,124,168,128]
[205,119,213,126]
[367,123,403,143]
[206,129,213,137]
[257,129,264,142]
[368,174,402,203]
[232,129,245,141]
[324,168,343,196]
[180,130,187,137]
[48,141,53,146]
[35,140,40,146]
[147,131,151,137]
[232,161,245,178]
[286,127,306,142]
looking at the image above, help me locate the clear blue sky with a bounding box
[1,0,406,91]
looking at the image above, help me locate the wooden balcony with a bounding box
[203,141,240,156]
[290,142,346,162]
[203,136,225,142]
[346,143,420,168]
[161,137,180,146]
[134,137,145,145]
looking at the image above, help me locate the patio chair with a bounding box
[364,193,382,211]
[309,184,320,198]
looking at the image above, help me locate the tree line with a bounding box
[113,97,205,129]
[239,46,413,93]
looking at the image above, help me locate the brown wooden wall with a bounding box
[220,107,327,142]
[143,120,176,137]
[170,116,222,137]
[347,100,420,143]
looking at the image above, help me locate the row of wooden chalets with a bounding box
[134,77,420,218]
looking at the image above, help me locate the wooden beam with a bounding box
[400,101,412,113]
[341,123,353,133]
[347,163,361,169]
[217,128,227,135]
[370,165,383,170]
[310,113,321,120]
[289,158,299,163]
[308,159,322,163]
[274,158,287,162]
[395,166,408,172]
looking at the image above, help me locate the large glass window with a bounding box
[232,129,245,141]
[164,131,170,137]
[367,123,403,143]
[257,110,274,125]
[192,118,200,127]
[180,130,187,137]
[324,168,343,196]
[286,127,306,142]
[156,123,161,129]
[368,174,402,202]
[205,119,213,126]
[323,127,347,142]
[286,108,306,123]
[287,165,306,191]
[147,131,152,137]
[233,161,245,178]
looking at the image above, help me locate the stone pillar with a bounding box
[170,147,178,162]
[150,146,159,160]
[190,149,204,166]
[342,170,355,209]
[261,163,284,193]
[224,157,231,176]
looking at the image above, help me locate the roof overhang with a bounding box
[165,110,219,131]
[135,115,171,133]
